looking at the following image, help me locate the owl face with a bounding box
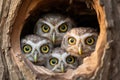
[61,27,98,57]
[34,14,75,46]
[45,48,79,73]
[21,35,53,65]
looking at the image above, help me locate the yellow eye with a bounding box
[49,58,58,66]
[68,37,76,45]
[85,36,95,45]
[40,45,50,54]
[41,24,50,33]
[66,56,75,64]
[59,23,68,32]
[23,45,32,53]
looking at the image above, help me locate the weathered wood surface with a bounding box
[0,0,120,80]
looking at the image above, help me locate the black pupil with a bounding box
[43,46,47,51]
[61,25,66,30]
[87,38,93,43]
[70,38,74,43]
[25,46,30,51]
[44,25,48,30]
[52,59,57,64]
[67,57,73,63]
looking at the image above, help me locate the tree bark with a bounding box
[0,0,120,80]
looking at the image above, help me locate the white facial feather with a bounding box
[61,27,98,57]
[34,13,76,46]
[45,48,79,73]
[52,52,70,63]
[21,35,53,66]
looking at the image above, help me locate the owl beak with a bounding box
[52,32,56,43]
[78,44,82,55]
[34,53,38,63]
[61,62,65,72]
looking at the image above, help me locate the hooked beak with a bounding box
[34,52,38,63]
[52,32,56,43]
[61,62,65,73]
[78,44,82,55]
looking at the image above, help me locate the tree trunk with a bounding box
[0,0,119,80]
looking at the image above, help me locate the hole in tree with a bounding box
[18,0,101,74]
[10,0,107,79]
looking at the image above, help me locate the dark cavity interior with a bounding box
[20,0,99,39]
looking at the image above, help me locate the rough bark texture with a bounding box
[0,0,119,80]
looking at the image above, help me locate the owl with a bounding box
[61,27,98,57]
[34,13,76,46]
[45,48,79,73]
[20,34,53,66]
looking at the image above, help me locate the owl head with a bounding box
[20,34,53,65]
[45,48,79,73]
[34,13,76,46]
[61,27,98,57]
